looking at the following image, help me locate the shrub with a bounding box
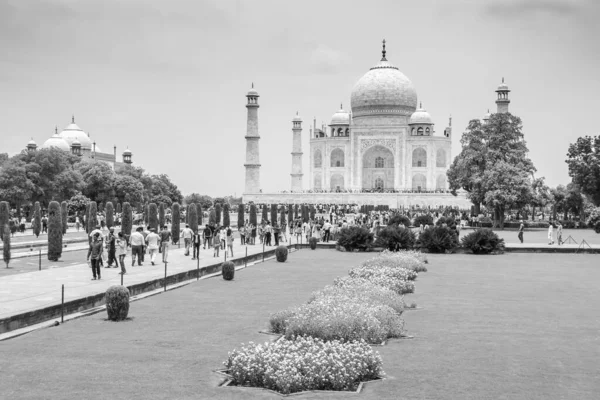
[32,202,41,238]
[365,250,428,272]
[301,204,308,222]
[436,216,457,230]
[0,201,9,241]
[224,336,383,395]
[61,201,68,235]
[309,237,317,250]
[105,285,130,321]
[461,228,505,254]
[275,245,288,262]
[187,203,198,233]
[158,203,165,229]
[413,214,433,227]
[87,201,97,232]
[171,203,180,244]
[237,204,244,228]
[197,204,203,225]
[148,203,158,231]
[308,280,405,314]
[47,201,62,261]
[417,225,458,253]
[3,225,10,268]
[105,202,114,229]
[337,226,373,252]
[387,214,411,227]
[269,308,296,334]
[121,202,132,237]
[375,225,416,251]
[280,208,286,227]
[222,261,235,280]
[216,203,222,225]
[223,203,230,227]
[587,207,600,234]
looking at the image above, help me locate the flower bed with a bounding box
[224,336,383,395]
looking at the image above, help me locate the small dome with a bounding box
[482,110,491,121]
[123,148,132,156]
[71,139,81,147]
[41,133,70,151]
[293,112,302,122]
[330,107,350,125]
[247,83,259,97]
[27,138,37,146]
[496,78,510,91]
[409,104,433,125]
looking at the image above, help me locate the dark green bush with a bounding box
[148,203,158,231]
[276,245,288,262]
[309,237,317,250]
[436,216,457,230]
[238,204,244,228]
[309,205,316,221]
[105,285,130,321]
[61,201,68,235]
[0,201,9,241]
[159,203,165,229]
[121,202,132,237]
[417,225,458,253]
[461,228,505,254]
[223,203,230,227]
[222,261,235,280]
[375,226,416,251]
[337,226,374,252]
[249,204,257,227]
[188,203,198,233]
[270,204,277,225]
[32,202,41,237]
[387,214,411,227]
[413,214,433,227]
[594,221,600,234]
[105,202,114,229]
[116,203,122,214]
[287,204,293,226]
[48,201,63,261]
[171,203,180,244]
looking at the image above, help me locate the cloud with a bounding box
[309,44,349,74]
[484,0,588,17]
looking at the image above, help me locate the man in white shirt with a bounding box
[129,227,145,267]
[181,224,193,256]
[145,228,160,265]
[323,220,332,242]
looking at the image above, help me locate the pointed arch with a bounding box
[412,148,427,167]
[330,148,344,167]
[412,174,427,191]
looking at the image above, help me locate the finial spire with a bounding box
[381,39,387,61]
[449,115,452,126]
[55,126,58,134]
[502,77,504,83]
[72,115,75,123]
[487,109,490,113]
[420,101,422,109]
[252,82,254,89]
[340,103,343,110]
[296,111,298,116]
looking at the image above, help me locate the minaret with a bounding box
[244,83,261,194]
[495,77,510,114]
[291,112,303,191]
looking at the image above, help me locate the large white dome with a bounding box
[41,133,70,151]
[59,118,93,150]
[330,107,350,125]
[350,54,417,119]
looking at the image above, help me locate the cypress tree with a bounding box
[262,204,268,222]
[249,204,257,227]
[148,203,158,231]
[116,202,122,214]
[47,201,62,261]
[144,204,149,225]
[301,205,307,223]
[223,203,230,227]
[61,201,68,235]
[270,204,278,225]
[287,204,293,227]
[215,203,222,225]
[209,209,216,226]
[32,202,42,238]
[3,225,10,268]
[0,201,9,241]
[84,202,90,233]
[310,205,316,221]
[171,203,181,244]
[198,204,203,225]
[159,203,165,229]
[106,202,114,229]
[280,207,286,227]
[88,201,98,233]
[294,204,299,219]
[121,202,133,237]
[237,204,244,228]
[188,203,198,233]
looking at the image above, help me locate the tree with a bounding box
[61,201,68,235]
[67,193,90,216]
[148,203,158,231]
[88,201,98,232]
[287,204,294,226]
[302,205,308,223]
[530,177,552,220]
[3,225,10,268]
[215,203,222,225]
[106,202,114,229]
[280,207,286,227]
[121,202,133,237]
[84,202,90,233]
[198,204,203,225]
[184,193,213,210]
[310,205,316,221]
[223,203,230,227]
[294,204,299,219]
[249,204,257,227]
[237,204,245,228]
[171,203,181,244]
[0,159,36,209]
[447,113,536,227]
[550,185,568,220]
[150,174,182,205]
[270,204,277,224]
[188,203,198,233]
[566,135,600,206]
[32,202,42,237]
[116,203,122,214]
[47,201,62,261]
[262,204,268,222]
[113,174,144,205]
[209,209,216,226]
[159,203,165,229]
[565,183,585,220]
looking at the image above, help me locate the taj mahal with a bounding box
[242,41,511,208]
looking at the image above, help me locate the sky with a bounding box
[1,0,599,197]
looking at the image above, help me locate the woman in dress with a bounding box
[547,222,554,245]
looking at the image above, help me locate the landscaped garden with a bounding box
[1,250,598,399]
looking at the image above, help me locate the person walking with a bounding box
[548,222,554,245]
[41,215,48,234]
[203,224,212,249]
[87,232,103,280]
[273,223,280,246]
[159,225,171,263]
[106,228,117,268]
[116,232,127,274]
[323,220,331,242]
[265,222,272,246]
[518,220,524,244]
[130,227,145,266]
[250,223,256,245]
[220,226,227,250]
[557,222,563,245]
[226,228,234,257]
[192,229,201,260]
[213,230,220,257]
[182,224,193,256]
[239,224,246,245]
[146,228,160,265]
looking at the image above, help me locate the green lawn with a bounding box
[0,250,598,399]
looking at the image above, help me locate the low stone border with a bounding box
[215,368,384,397]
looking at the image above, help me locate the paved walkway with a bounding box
[0,241,281,320]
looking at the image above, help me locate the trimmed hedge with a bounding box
[3,225,10,267]
[222,261,235,280]
[270,204,277,225]
[61,201,68,235]
[223,203,230,227]
[121,202,132,237]
[309,237,317,250]
[215,203,222,225]
[0,201,9,241]
[87,201,97,232]
[159,203,165,229]
[262,204,268,223]
[276,245,288,262]
[148,203,158,231]
[249,204,257,227]
[237,204,244,228]
[48,201,63,261]
[105,285,130,321]
[32,201,41,238]
[105,202,114,229]
[171,203,180,244]
[413,214,433,227]
[387,214,411,227]
[188,203,198,233]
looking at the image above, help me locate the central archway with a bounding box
[362,145,395,190]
